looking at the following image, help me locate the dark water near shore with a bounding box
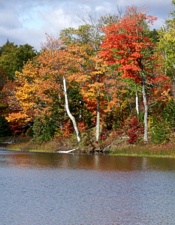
[0,148,175,225]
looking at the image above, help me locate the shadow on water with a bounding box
[0,148,175,171]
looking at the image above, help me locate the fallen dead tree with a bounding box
[57,148,78,154]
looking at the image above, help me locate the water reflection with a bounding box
[1,148,175,225]
[1,148,175,171]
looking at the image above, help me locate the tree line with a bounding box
[1,4,175,148]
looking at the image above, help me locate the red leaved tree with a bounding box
[99,7,162,143]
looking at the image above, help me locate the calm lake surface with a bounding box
[0,148,175,225]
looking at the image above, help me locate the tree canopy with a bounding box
[1,4,175,149]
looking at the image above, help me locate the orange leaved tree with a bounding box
[39,36,89,142]
[8,36,83,142]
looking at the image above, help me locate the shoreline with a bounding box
[1,136,175,159]
[3,145,175,159]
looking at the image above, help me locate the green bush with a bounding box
[162,99,175,130]
[151,117,169,144]
[32,116,56,142]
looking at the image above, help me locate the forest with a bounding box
[1,3,175,153]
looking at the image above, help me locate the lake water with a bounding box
[0,148,175,225]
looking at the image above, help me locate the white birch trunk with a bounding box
[63,76,81,143]
[96,95,100,142]
[135,90,139,115]
[142,82,148,142]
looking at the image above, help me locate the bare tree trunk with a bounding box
[142,81,148,143]
[135,90,139,115]
[63,76,81,143]
[96,94,100,142]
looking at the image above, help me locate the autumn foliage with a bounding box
[126,116,143,144]
[0,5,174,147]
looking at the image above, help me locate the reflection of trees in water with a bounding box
[147,157,175,171]
[9,152,59,168]
[4,152,175,171]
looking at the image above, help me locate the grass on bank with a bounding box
[108,134,175,158]
[6,139,58,153]
[109,143,175,158]
[2,136,78,153]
